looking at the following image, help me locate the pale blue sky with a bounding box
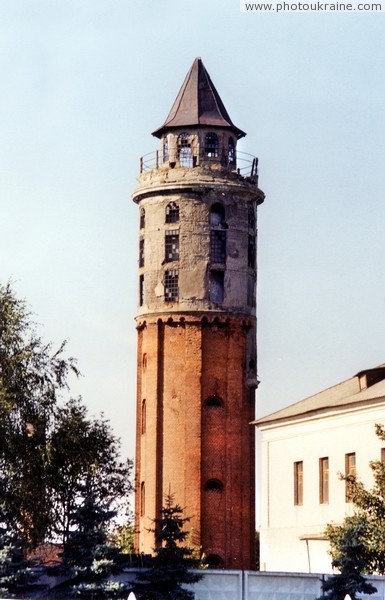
[1,1,385,469]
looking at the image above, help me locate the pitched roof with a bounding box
[255,364,385,427]
[152,57,246,139]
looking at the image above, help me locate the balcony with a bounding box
[138,149,259,184]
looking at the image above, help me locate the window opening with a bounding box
[141,399,146,434]
[211,231,226,263]
[165,230,179,262]
[204,395,223,407]
[165,202,179,224]
[319,457,329,504]
[177,133,193,167]
[248,234,256,268]
[228,137,235,164]
[210,203,225,227]
[204,479,223,492]
[140,482,145,517]
[163,138,169,162]
[247,275,255,307]
[294,461,303,506]
[345,453,356,502]
[248,203,255,229]
[210,270,224,303]
[164,270,179,302]
[205,132,219,157]
[381,448,385,462]
[139,238,144,268]
[139,274,144,306]
[140,208,145,229]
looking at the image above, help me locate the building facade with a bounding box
[256,364,385,574]
[132,58,265,569]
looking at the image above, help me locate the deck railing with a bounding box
[139,149,259,182]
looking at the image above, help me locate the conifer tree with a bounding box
[134,494,204,600]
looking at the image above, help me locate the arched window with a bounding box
[165,202,179,224]
[142,353,147,369]
[204,479,223,492]
[140,208,145,229]
[206,554,224,568]
[204,395,223,407]
[228,137,235,164]
[177,133,193,167]
[141,399,146,434]
[210,203,225,227]
[205,132,219,157]
[140,482,145,516]
[163,138,169,162]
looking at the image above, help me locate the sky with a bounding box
[1,1,385,469]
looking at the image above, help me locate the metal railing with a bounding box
[139,149,259,182]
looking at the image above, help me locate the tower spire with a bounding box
[152,57,246,139]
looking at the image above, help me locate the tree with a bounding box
[0,282,79,547]
[56,483,130,599]
[134,494,204,600]
[47,398,132,546]
[320,516,377,600]
[326,424,385,576]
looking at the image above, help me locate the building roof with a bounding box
[255,364,385,427]
[152,57,246,139]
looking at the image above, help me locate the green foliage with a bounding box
[134,494,204,600]
[326,424,385,577]
[56,487,130,599]
[320,517,377,600]
[0,503,36,598]
[109,520,135,555]
[0,283,133,555]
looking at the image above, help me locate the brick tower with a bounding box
[132,58,265,570]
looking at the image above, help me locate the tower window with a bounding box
[139,274,144,306]
[210,271,224,303]
[228,137,235,164]
[211,231,226,263]
[177,133,193,167]
[248,234,256,269]
[164,270,179,302]
[140,482,145,517]
[204,132,219,157]
[165,230,179,262]
[247,275,255,307]
[294,461,303,506]
[248,203,256,229]
[204,395,223,407]
[141,399,146,434]
[140,208,145,229]
[165,202,179,224]
[204,479,223,492]
[163,138,169,162]
[319,457,329,504]
[210,203,225,227]
[139,238,144,268]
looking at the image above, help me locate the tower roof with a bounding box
[152,58,246,139]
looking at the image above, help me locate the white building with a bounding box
[256,364,385,574]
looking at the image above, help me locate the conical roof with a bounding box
[152,58,246,139]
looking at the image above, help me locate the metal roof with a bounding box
[152,57,246,139]
[255,364,385,427]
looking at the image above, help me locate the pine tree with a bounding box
[56,483,129,599]
[134,494,204,600]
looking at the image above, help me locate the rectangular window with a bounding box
[165,230,179,262]
[247,275,255,307]
[248,234,256,268]
[345,452,356,502]
[381,448,385,462]
[319,457,329,504]
[139,274,144,306]
[294,461,303,506]
[210,270,224,303]
[210,230,226,263]
[164,270,178,302]
[139,238,144,268]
